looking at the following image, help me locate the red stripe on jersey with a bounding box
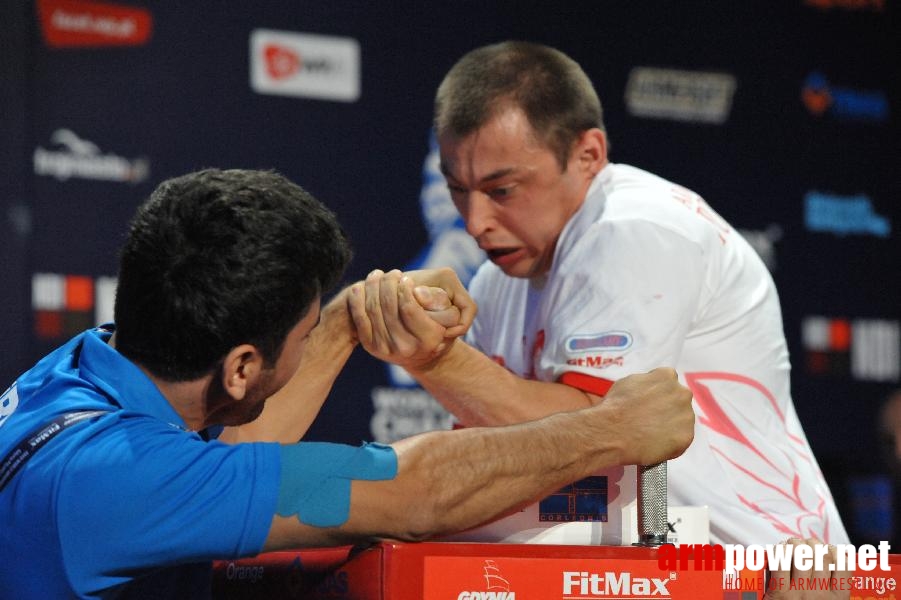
[559,371,615,397]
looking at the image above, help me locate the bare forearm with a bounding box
[267,409,622,549]
[263,367,694,550]
[385,412,615,539]
[409,341,592,426]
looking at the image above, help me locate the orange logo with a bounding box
[802,88,833,116]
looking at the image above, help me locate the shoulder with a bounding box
[56,417,280,533]
[595,164,729,248]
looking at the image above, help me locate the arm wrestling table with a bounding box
[212,542,901,600]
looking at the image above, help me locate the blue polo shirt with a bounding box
[0,328,281,599]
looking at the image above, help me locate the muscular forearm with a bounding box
[263,367,694,550]
[221,290,357,444]
[383,411,615,540]
[408,341,593,426]
[264,410,620,549]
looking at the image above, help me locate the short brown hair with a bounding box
[434,41,604,169]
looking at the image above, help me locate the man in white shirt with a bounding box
[349,41,848,547]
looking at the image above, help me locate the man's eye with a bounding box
[489,187,512,198]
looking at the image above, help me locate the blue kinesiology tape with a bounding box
[277,441,398,527]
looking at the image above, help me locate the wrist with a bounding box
[403,338,460,375]
[319,287,359,347]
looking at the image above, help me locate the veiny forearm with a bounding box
[409,341,593,426]
[265,408,623,551]
[387,415,612,540]
[263,367,694,550]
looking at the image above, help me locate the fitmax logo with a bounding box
[563,571,671,597]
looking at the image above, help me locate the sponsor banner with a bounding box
[31,273,116,340]
[540,476,609,523]
[625,67,737,124]
[249,29,360,102]
[803,316,900,382]
[36,0,152,48]
[801,72,889,122]
[424,556,741,599]
[33,129,150,183]
[804,191,890,237]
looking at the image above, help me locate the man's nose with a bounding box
[463,193,495,239]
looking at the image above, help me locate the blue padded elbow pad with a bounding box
[277,441,398,527]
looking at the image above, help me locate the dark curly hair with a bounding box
[113,168,352,381]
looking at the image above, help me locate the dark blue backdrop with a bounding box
[2,0,899,543]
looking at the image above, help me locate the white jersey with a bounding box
[463,163,848,546]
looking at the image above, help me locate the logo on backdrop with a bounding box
[369,387,455,444]
[802,316,900,382]
[801,72,889,122]
[804,191,890,237]
[804,0,885,12]
[33,129,150,183]
[31,273,116,340]
[624,67,737,124]
[36,0,153,48]
[249,29,360,102]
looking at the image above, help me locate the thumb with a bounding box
[413,285,451,311]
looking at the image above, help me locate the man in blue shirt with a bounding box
[0,168,695,598]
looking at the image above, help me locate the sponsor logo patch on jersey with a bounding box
[566,355,624,369]
[566,331,633,353]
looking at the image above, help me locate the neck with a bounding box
[146,375,214,431]
[108,331,214,431]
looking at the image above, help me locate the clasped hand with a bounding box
[347,267,476,369]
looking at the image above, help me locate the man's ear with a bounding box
[574,128,608,177]
[221,344,263,401]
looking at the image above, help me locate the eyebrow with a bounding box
[440,163,518,185]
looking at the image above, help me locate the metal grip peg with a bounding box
[636,461,668,546]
